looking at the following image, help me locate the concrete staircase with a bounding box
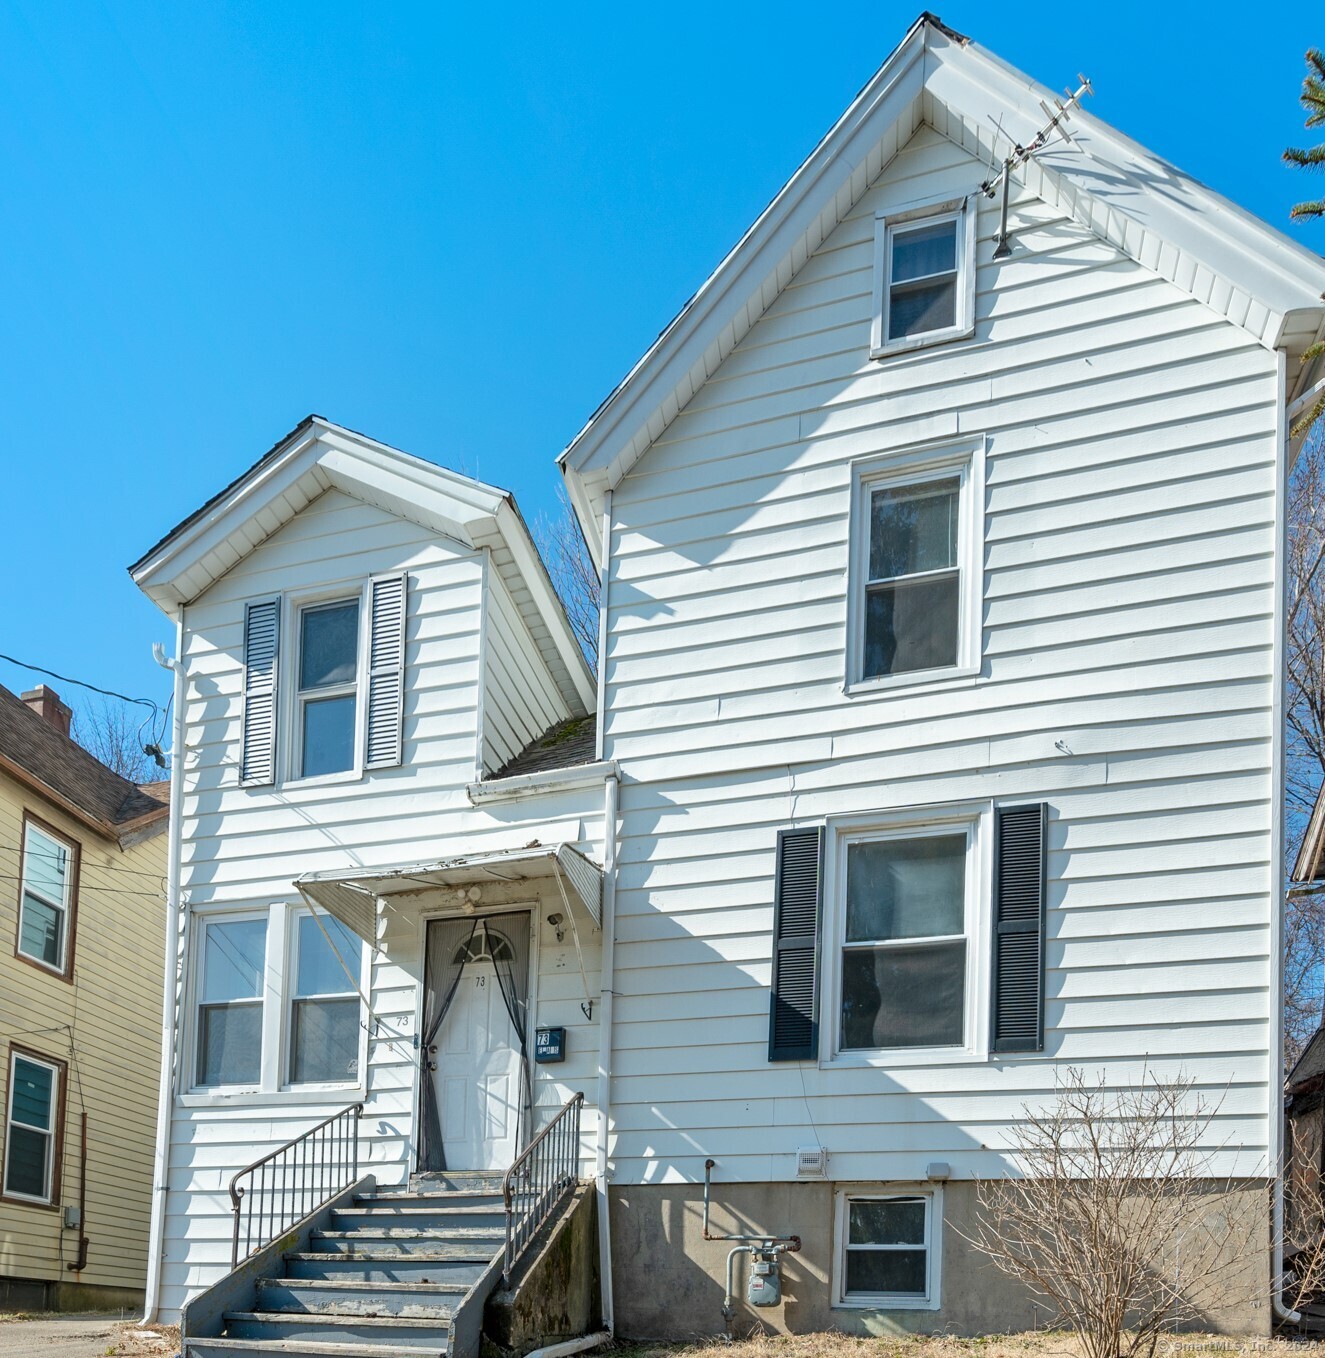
[187,1172,505,1358]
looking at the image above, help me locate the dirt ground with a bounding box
[0,1314,178,1358]
[614,1336,1325,1358]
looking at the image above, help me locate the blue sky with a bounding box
[1,1,1322,732]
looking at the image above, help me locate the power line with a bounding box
[0,651,161,716]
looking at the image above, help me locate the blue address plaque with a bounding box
[534,1026,566,1063]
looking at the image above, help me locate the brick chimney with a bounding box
[22,686,72,738]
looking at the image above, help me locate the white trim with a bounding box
[819,801,992,1067]
[845,436,986,696]
[870,195,976,358]
[833,1184,942,1311]
[16,819,75,975]
[286,587,368,784]
[466,760,617,805]
[3,1049,61,1205]
[475,549,491,780]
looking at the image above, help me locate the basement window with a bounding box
[871,199,975,357]
[835,1189,941,1309]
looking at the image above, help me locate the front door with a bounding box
[429,916,527,1171]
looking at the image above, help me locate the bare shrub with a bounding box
[72,697,162,783]
[962,1070,1259,1358]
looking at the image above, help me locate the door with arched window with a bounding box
[419,912,531,1172]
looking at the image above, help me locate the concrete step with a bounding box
[223,1311,450,1351]
[356,1189,503,1210]
[191,1340,444,1358]
[330,1204,505,1232]
[312,1227,504,1253]
[256,1275,464,1319]
[284,1251,490,1285]
[409,1170,505,1194]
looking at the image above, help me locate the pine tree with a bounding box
[1286,49,1325,436]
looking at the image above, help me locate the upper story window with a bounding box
[847,440,984,693]
[240,573,407,789]
[870,199,975,358]
[3,1049,63,1205]
[16,816,78,979]
[297,599,361,778]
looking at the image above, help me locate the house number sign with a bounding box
[534,1026,566,1063]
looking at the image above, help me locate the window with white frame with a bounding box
[849,441,983,689]
[195,916,268,1088]
[289,911,364,1085]
[838,824,971,1052]
[17,818,77,976]
[296,598,361,778]
[871,199,975,357]
[4,1050,61,1204]
[836,1190,939,1308]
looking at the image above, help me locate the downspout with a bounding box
[594,488,616,1334]
[142,610,186,1323]
[1272,349,1302,1326]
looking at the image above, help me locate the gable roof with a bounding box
[491,714,598,781]
[0,685,168,845]
[130,416,595,716]
[559,12,1325,557]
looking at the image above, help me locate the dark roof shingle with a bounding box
[0,685,168,837]
[491,715,599,781]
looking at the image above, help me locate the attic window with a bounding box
[871,200,976,358]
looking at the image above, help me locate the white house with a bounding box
[130,417,613,1337]
[133,12,1325,1352]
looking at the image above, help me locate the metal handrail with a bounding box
[502,1092,584,1286]
[228,1101,363,1268]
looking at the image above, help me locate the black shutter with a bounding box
[992,803,1048,1053]
[768,826,824,1061]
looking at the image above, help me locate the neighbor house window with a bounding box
[839,827,969,1051]
[871,200,975,356]
[289,912,364,1085]
[297,598,361,778]
[16,817,77,977]
[195,916,267,1088]
[849,441,983,689]
[836,1191,939,1308]
[4,1050,62,1205]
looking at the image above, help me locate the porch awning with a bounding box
[292,843,603,945]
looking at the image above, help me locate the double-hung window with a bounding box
[835,817,977,1055]
[16,817,77,977]
[296,599,361,778]
[836,1190,940,1309]
[849,440,983,691]
[195,916,268,1088]
[289,912,363,1085]
[4,1050,62,1205]
[871,199,975,357]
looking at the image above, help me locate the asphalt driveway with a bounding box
[0,1314,176,1358]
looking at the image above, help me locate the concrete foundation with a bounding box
[608,1178,1271,1340]
[485,1185,601,1357]
[0,1273,145,1314]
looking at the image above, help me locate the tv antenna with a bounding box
[980,75,1093,258]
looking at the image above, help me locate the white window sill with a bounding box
[178,1085,367,1111]
[870,322,975,361]
[823,1046,986,1070]
[832,1296,940,1312]
[280,768,364,791]
[843,663,979,700]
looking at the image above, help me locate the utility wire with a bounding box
[0,651,161,716]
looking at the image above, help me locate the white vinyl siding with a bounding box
[156,487,603,1322]
[598,122,1278,1186]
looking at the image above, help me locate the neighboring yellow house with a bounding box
[0,683,168,1311]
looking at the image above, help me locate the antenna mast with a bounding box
[980,76,1093,258]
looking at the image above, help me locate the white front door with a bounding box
[433,932,524,1171]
